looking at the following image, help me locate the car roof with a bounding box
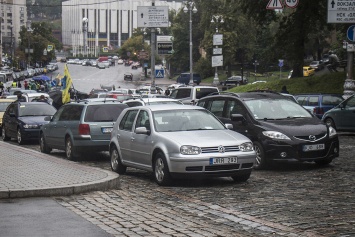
[131,104,201,112]
[200,91,292,101]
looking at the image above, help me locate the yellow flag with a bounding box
[62,64,73,104]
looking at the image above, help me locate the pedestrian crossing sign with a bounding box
[266,0,283,9]
[155,69,164,78]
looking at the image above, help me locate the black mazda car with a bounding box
[197,91,339,169]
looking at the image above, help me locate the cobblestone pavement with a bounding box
[18,134,350,237]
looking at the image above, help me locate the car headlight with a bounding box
[23,124,40,129]
[262,131,291,140]
[328,126,337,137]
[180,145,201,155]
[239,142,254,152]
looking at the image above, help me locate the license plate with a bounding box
[209,157,238,165]
[101,127,113,134]
[303,144,325,152]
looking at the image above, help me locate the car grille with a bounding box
[201,146,240,153]
[185,163,254,172]
[294,133,327,142]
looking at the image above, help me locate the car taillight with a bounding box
[313,107,324,115]
[79,124,90,135]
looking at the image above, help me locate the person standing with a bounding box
[24,80,29,90]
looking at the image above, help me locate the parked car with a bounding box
[0,98,16,135]
[39,101,128,160]
[176,73,201,85]
[294,93,344,119]
[303,66,315,77]
[124,73,133,81]
[122,98,183,107]
[220,76,248,86]
[322,94,355,132]
[117,59,124,64]
[169,85,219,105]
[197,91,339,169]
[309,61,324,71]
[109,104,256,185]
[2,101,57,144]
[97,62,106,69]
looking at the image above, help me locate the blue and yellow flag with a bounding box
[62,64,73,104]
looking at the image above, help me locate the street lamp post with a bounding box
[26,21,33,68]
[183,1,197,85]
[82,18,88,57]
[211,15,224,85]
[10,26,14,68]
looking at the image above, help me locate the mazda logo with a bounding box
[309,135,316,141]
[218,145,225,153]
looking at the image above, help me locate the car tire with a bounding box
[153,152,173,186]
[17,128,24,145]
[231,171,251,182]
[40,133,52,154]
[110,146,126,174]
[2,126,10,141]
[253,142,269,170]
[324,117,336,129]
[65,137,77,161]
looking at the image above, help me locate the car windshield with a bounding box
[244,98,312,120]
[153,109,225,132]
[19,104,57,116]
[0,102,12,112]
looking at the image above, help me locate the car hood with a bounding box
[257,117,328,136]
[18,116,50,125]
[159,129,251,146]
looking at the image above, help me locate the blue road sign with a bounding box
[155,69,164,78]
[278,59,284,67]
[347,25,355,42]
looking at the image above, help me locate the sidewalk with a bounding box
[0,141,120,199]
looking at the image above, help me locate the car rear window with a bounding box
[84,104,127,122]
[322,95,343,106]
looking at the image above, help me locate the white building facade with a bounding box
[0,0,27,63]
[62,0,182,57]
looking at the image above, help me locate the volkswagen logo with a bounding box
[309,135,316,141]
[218,145,225,153]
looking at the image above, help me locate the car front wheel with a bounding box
[110,146,126,174]
[17,128,24,145]
[253,142,269,170]
[153,152,173,186]
[40,133,52,154]
[324,117,336,129]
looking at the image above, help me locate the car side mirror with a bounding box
[230,114,245,122]
[135,127,150,135]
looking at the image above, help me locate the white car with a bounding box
[117,59,124,64]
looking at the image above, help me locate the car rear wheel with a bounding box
[153,152,173,186]
[231,171,251,182]
[65,137,77,161]
[110,146,126,174]
[17,128,24,145]
[253,142,269,170]
[2,126,10,141]
[40,133,52,154]
[324,117,336,129]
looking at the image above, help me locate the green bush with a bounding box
[194,57,214,79]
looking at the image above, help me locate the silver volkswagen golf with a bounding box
[109,105,256,186]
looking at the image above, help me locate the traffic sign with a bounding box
[47,45,53,51]
[155,69,164,78]
[137,6,169,28]
[266,0,283,10]
[157,43,173,54]
[212,55,223,67]
[347,25,355,42]
[284,0,299,8]
[213,48,222,55]
[139,51,149,59]
[327,0,355,23]
[213,34,223,46]
[102,47,108,52]
[278,59,284,67]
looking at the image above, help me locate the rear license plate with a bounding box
[101,127,113,134]
[209,157,238,165]
[303,144,325,152]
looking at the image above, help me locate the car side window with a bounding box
[59,106,83,121]
[52,107,65,122]
[175,88,191,99]
[296,96,308,106]
[135,110,150,131]
[226,100,245,118]
[209,100,225,117]
[309,96,319,106]
[119,110,138,131]
[322,95,343,106]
